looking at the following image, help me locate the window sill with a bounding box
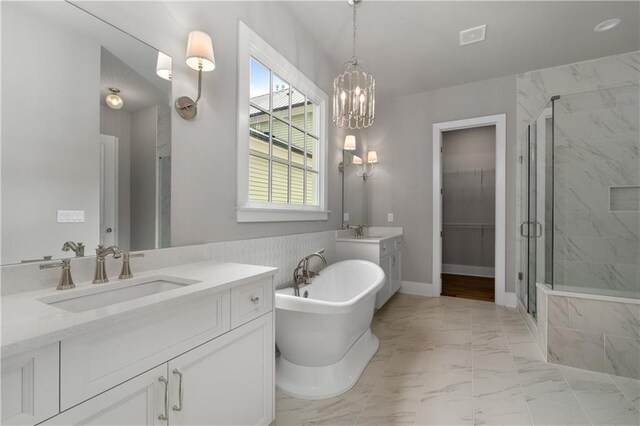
[236,206,329,223]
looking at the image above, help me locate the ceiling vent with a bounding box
[459,25,487,46]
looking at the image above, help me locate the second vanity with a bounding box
[336,227,403,309]
[1,261,277,426]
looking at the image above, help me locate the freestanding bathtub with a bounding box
[275,259,385,399]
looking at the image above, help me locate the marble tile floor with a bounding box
[274,294,640,425]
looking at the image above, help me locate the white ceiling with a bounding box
[284,1,640,96]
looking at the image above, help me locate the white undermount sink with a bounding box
[38,275,200,313]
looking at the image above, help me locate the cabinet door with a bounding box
[375,256,392,309]
[169,312,274,426]
[43,365,167,426]
[1,343,59,425]
[390,252,402,294]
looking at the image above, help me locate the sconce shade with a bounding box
[352,155,363,165]
[156,51,173,81]
[344,135,357,151]
[367,151,378,163]
[186,31,215,71]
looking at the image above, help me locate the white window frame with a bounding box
[237,21,329,222]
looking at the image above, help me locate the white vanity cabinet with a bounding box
[2,270,276,426]
[43,313,273,426]
[336,235,403,309]
[1,343,59,425]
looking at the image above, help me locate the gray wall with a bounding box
[77,1,345,248]
[1,3,100,264]
[99,106,132,252]
[365,75,518,292]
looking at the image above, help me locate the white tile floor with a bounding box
[274,294,640,425]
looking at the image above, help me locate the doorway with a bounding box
[432,114,507,305]
[99,134,119,247]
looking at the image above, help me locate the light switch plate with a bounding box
[388,213,394,222]
[57,210,85,223]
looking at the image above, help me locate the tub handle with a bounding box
[251,296,260,304]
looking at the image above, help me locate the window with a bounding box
[237,22,328,222]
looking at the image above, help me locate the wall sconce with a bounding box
[356,151,378,180]
[175,30,215,120]
[105,88,124,110]
[339,135,357,172]
[156,51,173,81]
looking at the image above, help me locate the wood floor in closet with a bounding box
[441,273,495,302]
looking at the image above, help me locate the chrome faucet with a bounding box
[62,241,85,257]
[40,259,75,290]
[119,252,145,279]
[292,250,327,297]
[93,245,123,284]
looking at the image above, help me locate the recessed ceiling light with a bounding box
[460,25,487,46]
[594,18,621,32]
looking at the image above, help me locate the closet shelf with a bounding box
[443,168,495,176]
[443,223,495,228]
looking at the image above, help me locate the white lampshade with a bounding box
[344,135,356,151]
[352,155,363,165]
[186,31,215,72]
[367,151,378,164]
[156,51,173,81]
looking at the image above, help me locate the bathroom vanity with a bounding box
[336,227,403,309]
[1,262,277,425]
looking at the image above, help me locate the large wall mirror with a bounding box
[1,2,172,265]
[341,150,368,227]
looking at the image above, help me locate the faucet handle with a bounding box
[119,252,145,280]
[40,259,75,290]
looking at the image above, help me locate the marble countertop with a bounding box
[1,261,278,358]
[336,228,403,244]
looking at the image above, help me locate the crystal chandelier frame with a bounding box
[333,0,375,129]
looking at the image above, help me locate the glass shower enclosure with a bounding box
[520,85,640,319]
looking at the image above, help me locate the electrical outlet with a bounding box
[57,210,85,223]
[387,213,394,222]
[343,212,350,222]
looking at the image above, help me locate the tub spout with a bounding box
[293,250,327,297]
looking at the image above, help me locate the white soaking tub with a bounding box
[275,259,385,399]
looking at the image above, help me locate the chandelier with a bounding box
[333,0,375,129]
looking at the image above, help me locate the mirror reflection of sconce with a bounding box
[175,30,215,120]
[339,135,357,172]
[105,88,124,110]
[156,52,172,81]
[356,151,378,181]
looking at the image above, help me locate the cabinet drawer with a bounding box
[60,289,230,410]
[42,364,166,426]
[1,343,59,425]
[231,278,273,328]
[395,237,403,251]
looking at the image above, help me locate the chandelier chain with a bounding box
[352,1,357,62]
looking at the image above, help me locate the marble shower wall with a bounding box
[517,51,640,300]
[547,294,640,380]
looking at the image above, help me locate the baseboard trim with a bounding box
[400,281,434,297]
[442,264,495,278]
[499,292,517,308]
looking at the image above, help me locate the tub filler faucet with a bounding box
[292,250,327,296]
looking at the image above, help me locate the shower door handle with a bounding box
[535,222,543,238]
[520,222,529,237]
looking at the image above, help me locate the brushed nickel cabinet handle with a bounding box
[158,376,169,421]
[251,296,260,304]
[172,369,184,412]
